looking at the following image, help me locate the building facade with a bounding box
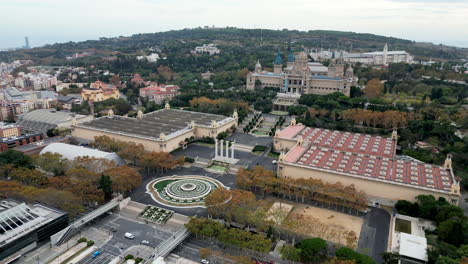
[246,49,356,97]
[0,199,68,262]
[72,104,238,153]
[0,122,21,138]
[139,84,180,104]
[81,81,120,102]
[273,122,461,206]
[194,44,220,55]
[310,44,414,65]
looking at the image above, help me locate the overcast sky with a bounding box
[1,0,468,50]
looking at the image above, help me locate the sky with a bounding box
[1,0,468,50]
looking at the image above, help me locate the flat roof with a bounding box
[279,125,454,192]
[279,125,396,158]
[0,199,66,245]
[76,109,233,140]
[399,233,428,261]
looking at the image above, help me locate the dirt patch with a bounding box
[283,204,363,248]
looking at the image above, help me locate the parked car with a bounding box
[92,251,101,258]
[124,232,135,239]
[272,160,277,164]
[141,240,150,245]
[201,260,210,264]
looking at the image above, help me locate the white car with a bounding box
[201,260,210,264]
[272,160,277,164]
[141,240,150,245]
[124,232,135,239]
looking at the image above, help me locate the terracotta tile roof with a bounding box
[280,125,454,192]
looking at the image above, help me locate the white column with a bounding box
[231,141,235,159]
[225,141,229,157]
[214,139,218,158]
[220,140,224,158]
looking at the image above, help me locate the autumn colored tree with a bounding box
[66,166,100,184]
[9,167,49,187]
[364,78,383,98]
[104,166,142,193]
[138,151,182,174]
[73,156,117,173]
[32,152,69,176]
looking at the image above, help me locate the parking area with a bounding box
[76,213,175,263]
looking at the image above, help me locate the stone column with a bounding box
[220,140,224,158]
[215,139,218,158]
[226,141,229,158]
[231,141,235,159]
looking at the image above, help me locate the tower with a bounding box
[382,43,388,66]
[24,37,30,49]
[345,66,354,78]
[274,49,283,74]
[287,47,295,68]
[255,60,262,73]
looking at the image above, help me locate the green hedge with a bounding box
[252,145,267,152]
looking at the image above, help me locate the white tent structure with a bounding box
[40,143,125,165]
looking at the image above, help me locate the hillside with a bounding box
[1,28,467,63]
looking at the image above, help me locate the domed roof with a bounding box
[40,143,125,165]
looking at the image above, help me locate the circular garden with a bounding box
[147,175,228,208]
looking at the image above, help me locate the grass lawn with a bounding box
[253,131,269,136]
[207,164,227,172]
[267,151,280,158]
[194,142,215,147]
[395,218,412,234]
[154,180,176,192]
[270,111,289,116]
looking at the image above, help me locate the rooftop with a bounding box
[399,233,428,262]
[76,108,233,141]
[0,199,66,245]
[279,125,454,192]
[40,143,125,165]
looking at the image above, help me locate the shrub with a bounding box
[252,145,267,152]
[184,156,195,163]
[125,254,134,260]
[135,257,143,263]
[86,240,94,246]
[77,237,87,243]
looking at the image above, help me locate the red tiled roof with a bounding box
[280,125,454,192]
[286,144,453,191]
[280,126,396,158]
[140,84,180,95]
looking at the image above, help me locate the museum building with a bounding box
[273,121,461,206]
[72,104,238,152]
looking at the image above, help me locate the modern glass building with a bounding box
[0,199,68,262]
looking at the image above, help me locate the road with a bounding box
[357,207,390,264]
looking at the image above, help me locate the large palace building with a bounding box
[72,104,238,152]
[246,49,357,97]
[273,121,461,206]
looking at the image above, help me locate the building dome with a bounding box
[40,143,125,165]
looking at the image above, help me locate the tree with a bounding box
[9,168,48,187]
[32,152,68,176]
[66,167,100,184]
[437,218,466,247]
[105,166,141,193]
[381,252,399,264]
[0,149,33,168]
[280,244,302,262]
[435,256,459,264]
[364,79,383,98]
[98,174,113,199]
[395,200,419,217]
[296,238,327,263]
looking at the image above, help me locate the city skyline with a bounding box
[1,0,468,49]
